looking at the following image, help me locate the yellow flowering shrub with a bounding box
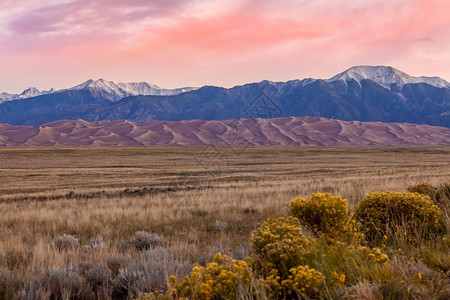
[356,246,389,264]
[251,217,311,275]
[281,266,324,298]
[261,265,324,299]
[354,191,446,244]
[290,193,360,243]
[169,254,256,300]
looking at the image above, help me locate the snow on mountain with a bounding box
[327,66,450,90]
[117,82,198,97]
[0,87,56,104]
[69,79,198,101]
[0,79,198,103]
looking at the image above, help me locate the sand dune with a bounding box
[0,117,449,147]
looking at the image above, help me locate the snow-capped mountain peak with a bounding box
[0,79,198,103]
[0,87,56,104]
[327,65,450,90]
[71,78,124,91]
[69,79,198,101]
[20,87,42,98]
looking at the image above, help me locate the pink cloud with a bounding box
[8,0,188,35]
[0,0,449,93]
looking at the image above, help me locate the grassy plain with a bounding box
[0,146,449,298]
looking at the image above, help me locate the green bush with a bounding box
[354,191,446,244]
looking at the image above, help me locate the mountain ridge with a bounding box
[0,87,56,104]
[0,79,198,103]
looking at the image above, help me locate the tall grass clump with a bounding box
[437,182,450,205]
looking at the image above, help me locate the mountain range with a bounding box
[0,66,449,127]
[0,79,197,103]
[0,87,56,103]
[1,117,449,147]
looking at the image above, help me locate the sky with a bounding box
[1,0,450,93]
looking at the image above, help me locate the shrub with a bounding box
[106,255,127,277]
[356,246,389,264]
[354,191,446,244]
[0,267,20,299]
[24,264,91,299]
[234,243,251,260]
[285,239,394,297]
[263,264,326,299]
[81,263,112,297]
[214,221,228,232]
[118,231,166,251]
[251,217,310,276]
[196,245,230,267]
[112,268,149,299]
[111,247,192,299]
[136,292,167,299]
[170,253,258,300]
[134,231,165,250]
[407,182,439,203]
[290,193,360,243]
[281,265,325,299]
[83,234,105,252]
[52,234,80,251]
[117,239,135,251]
[407,182,450,208]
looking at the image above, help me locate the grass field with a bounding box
[0,146,449,299]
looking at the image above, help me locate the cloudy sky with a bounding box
[1,0,449,93]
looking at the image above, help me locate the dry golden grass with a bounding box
[0,146,449,298]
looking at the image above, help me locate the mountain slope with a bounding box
[0,117,449,147]
[0,66,448,127]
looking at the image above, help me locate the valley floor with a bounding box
[0,146,449,298]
